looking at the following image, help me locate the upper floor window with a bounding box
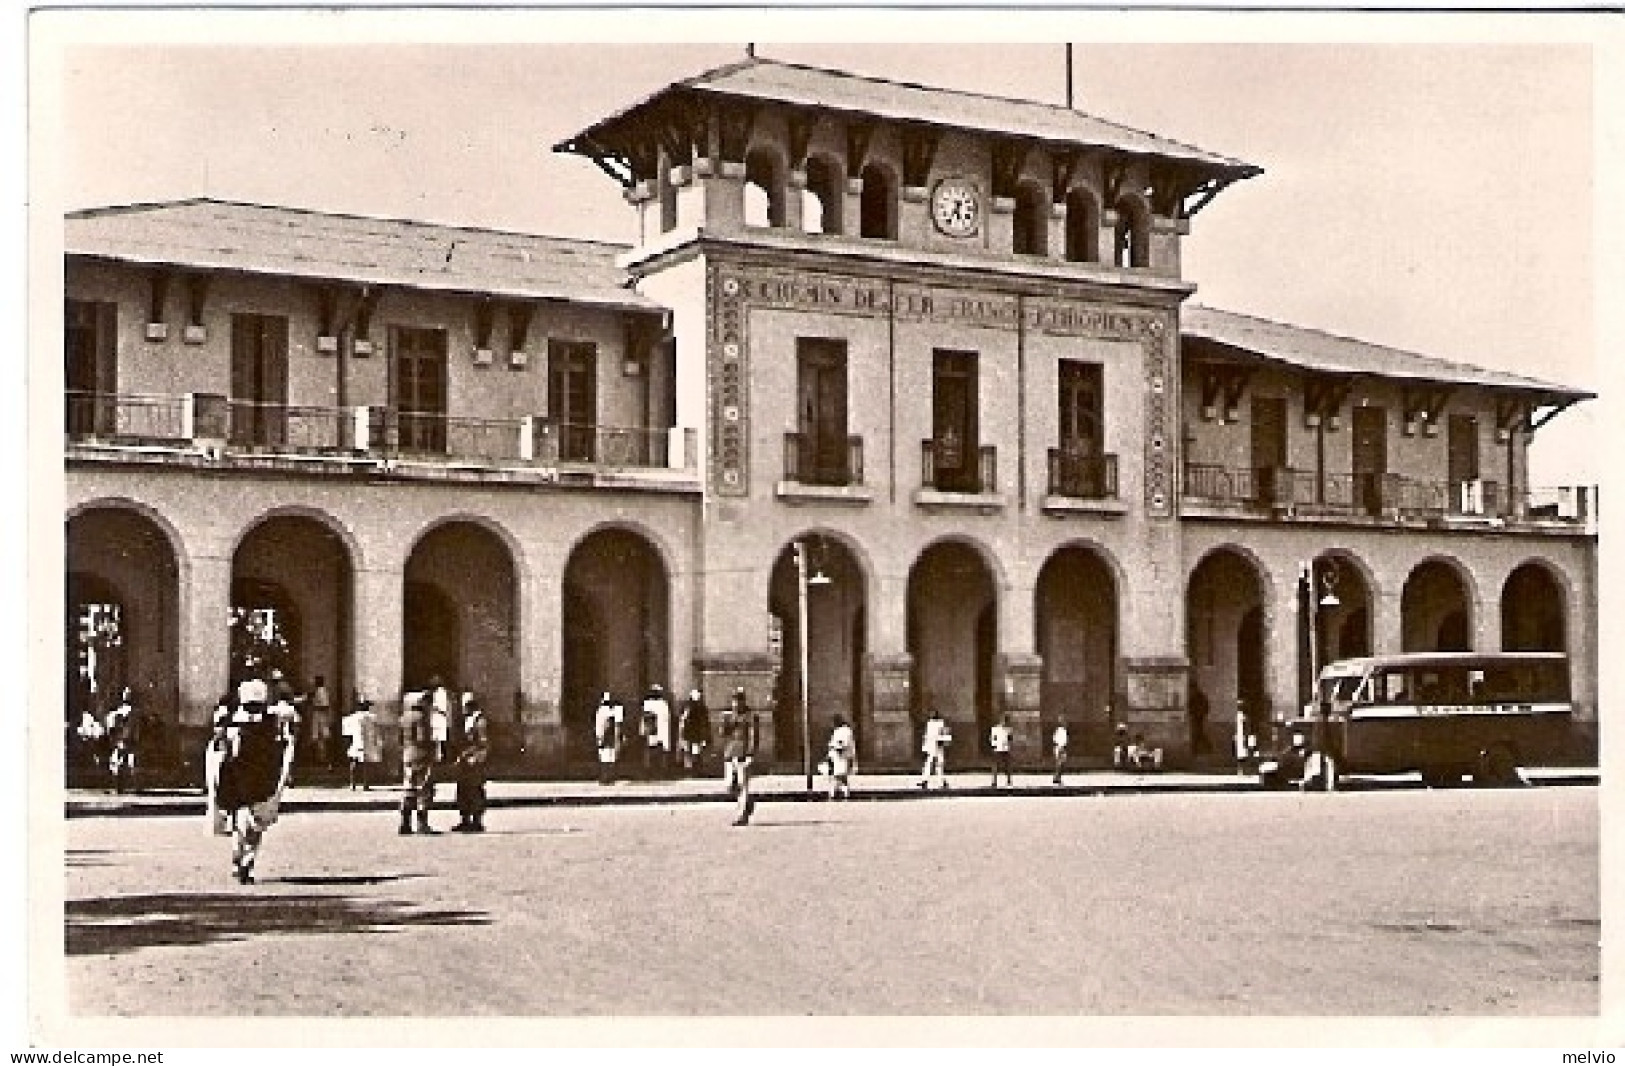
[1013,181,1049,257]
[745,147,788,228]
[1064,188,1101,264]
[231,313,289,448]
[391,325,446,454]
[65,299,116,436]
[1113,194,1151,269]
[803,155,843,236]
[1053,359,1111,498]
[859,163,898,240]
[931,349,981,493]
[549,339,598,461]
[795,338,851,485]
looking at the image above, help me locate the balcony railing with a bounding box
[66,391,697,478]
[66,390,187,442]
[1182,462,1591,526]
[1047,449,1118,500]
[782,432,864,487]
[921,439,996,494]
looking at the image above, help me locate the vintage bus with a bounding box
[1263,652,1574,789]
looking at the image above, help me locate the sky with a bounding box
[35,9,1619,485]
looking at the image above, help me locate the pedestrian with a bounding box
[989,714,1014,787]
[206,679,295,884]
[1051,719,1070,785]
[643,684,672,779]
[917,708,951,790]
[104,687,142,794]
[826,715,856,800]
[453,692,489,833]
[308,675,335,769]
[342,694,381,790]
[397,692,437,835]
[720,687,757,825]
[677,687,709,775]
[75,705,107,778]
[1188,681,1211,757]
[269,682,302,780]
[594,692,622,785]
[429,691,451,765]
[1112,722,1131,770]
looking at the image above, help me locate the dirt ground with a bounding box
[60,786,1598,1020]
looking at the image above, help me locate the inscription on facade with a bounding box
[709,265,1178,514]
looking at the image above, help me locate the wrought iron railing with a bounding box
[1182,463,1541,522]
[66,391,697,476]
[65,390,187,442]
[921,439,996,494]
[1047,450,1118,499]
[783,432,864,487]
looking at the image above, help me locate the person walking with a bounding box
[397,692,437,835]
[989,714,1014,787]
[825,715,856,800]
[206,681,295,884]
[677,687,709,775]
[917,708,951,790]
[643,684,672,779]
[721,687,757,826]
[1051,719,1070,785]
[453,692,489,833]
[103,687,142,794]
[594,692,622,785]
[341,695,375,790]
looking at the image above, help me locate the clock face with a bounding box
[931,178,981,237]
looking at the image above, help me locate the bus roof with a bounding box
[1319,651,1568,677]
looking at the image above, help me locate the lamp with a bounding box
[793,538,833,792]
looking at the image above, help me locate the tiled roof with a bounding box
[65,199,662,313]
[1182,305,1592,402]
[560,56,1259,177]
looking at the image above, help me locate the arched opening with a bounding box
[1401,560,1473,652]
[1305,555,1373,700]
[1185,549,1267,751]
[1012,181,1049,257]
[1037,545,1118,758]
[1113,194,1151,269]
[803,155,843,236]
[1064,187,1101,263]
[402,521,518,726]
[561,528,669,761]
[1501,563,1567,652]
[65,507,180,781]
[859,163,897,240]
[744,147,787,229]
[231,515,352,710]
[768,535,868,766]
[906,541,996,766]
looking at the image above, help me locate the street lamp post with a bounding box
[793,540,832,793]
[1302,558,1342,791]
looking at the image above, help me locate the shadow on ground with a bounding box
[66,891,489,956]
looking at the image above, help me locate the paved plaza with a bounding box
[62,785,1598,1017]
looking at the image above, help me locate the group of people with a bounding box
[73,687,148,794]
[915,710,1079,789]
[593,685,713,783]
[395,678,491,836]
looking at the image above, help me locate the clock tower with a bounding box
[557,54,1258,767]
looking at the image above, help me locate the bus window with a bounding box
[1377,670,1409,705]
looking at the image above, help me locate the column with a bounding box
[997,582,1042,762]
[352,563,404,768]
[176,551,232,753]
[864,571,912,765]
[517,563,563,765]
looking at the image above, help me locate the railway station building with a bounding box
[62,56,1597,778]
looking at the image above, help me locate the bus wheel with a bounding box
[1476,745,1522,788]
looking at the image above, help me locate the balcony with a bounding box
[1041,449,1126,517]
[915,439,1004,513]
[1182,462,1594,532]
[64,391,699,491]
[776,432,872,505]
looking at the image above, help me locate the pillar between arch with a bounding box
[177,552,231,738]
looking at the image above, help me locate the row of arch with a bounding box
[66,501,1571,769]
[693,145,1153,267]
